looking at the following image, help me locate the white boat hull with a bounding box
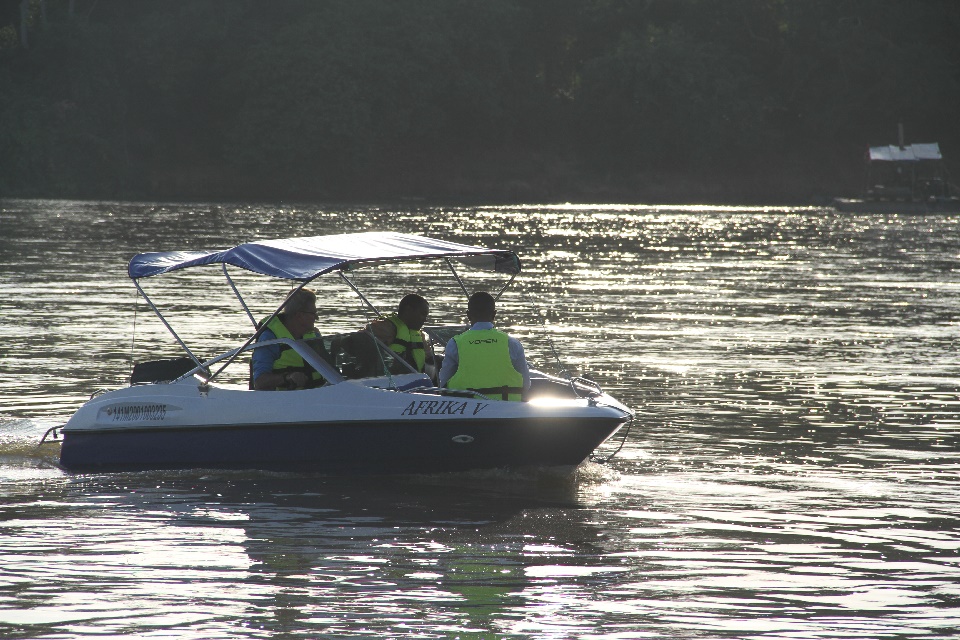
[59,374,632,473]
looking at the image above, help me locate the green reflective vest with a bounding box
[447,328,523,401]
[264,316,324,389]
[386,314,426,372]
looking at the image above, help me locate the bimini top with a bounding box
[128,231,521,281]
[869,143,942,162]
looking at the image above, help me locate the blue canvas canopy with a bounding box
[128,232,521,281]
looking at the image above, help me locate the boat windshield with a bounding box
[422,325,468,347]
[157,330,423,389]
[319,330,421,380]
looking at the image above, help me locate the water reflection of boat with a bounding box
[45,232,632,473]
[833,128,960,213]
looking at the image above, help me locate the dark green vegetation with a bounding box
[1,0,958,203]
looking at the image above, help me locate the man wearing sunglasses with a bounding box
[252,288,327,390]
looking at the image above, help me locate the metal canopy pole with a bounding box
[133,279,204,368]
[339,271,383,318]
[443,258,471,300]
[223,263,258,329]
[493,273,517,301]
[208,278,313,381]
[444,257,516,302]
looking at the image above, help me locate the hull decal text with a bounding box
[105,404,168,422]
[401,400,493,416]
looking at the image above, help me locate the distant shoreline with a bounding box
[0,162,864,208]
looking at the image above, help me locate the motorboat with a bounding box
[44,232,632,473]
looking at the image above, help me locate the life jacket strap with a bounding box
[468,386,524,401]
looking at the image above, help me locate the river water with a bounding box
[1,199,959,639]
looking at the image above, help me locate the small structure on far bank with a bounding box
[834,126,960,213]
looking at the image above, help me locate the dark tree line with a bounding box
[1,0,959,203]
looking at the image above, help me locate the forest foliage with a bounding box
[1,0,958,203]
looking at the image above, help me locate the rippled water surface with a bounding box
[2,199,959,638]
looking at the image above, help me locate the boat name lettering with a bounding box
[401,400,472,416]
[106,404,167,422]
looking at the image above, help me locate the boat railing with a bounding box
[39,424,62,445]
[569,375,604,398]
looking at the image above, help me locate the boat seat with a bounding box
[332,331,381,378]
[131,357,197,385]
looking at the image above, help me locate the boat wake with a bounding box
[574,460,622,485]
[0,418,64,478]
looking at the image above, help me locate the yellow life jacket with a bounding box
[447,328,523,401]
[386,314,426,372]
[264,316,324,388]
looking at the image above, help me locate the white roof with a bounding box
[869,143,942,162]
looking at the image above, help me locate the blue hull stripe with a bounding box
[59,417,626,473]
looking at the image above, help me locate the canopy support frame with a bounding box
[338,271,383,319]
[223,263,258,329]
[132,279,206,371]
[125,233,522,386]
[208,277,318,383]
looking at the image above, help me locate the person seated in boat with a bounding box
[365,293,436,378]
[438,291,530,401]
[252,287,328,390]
